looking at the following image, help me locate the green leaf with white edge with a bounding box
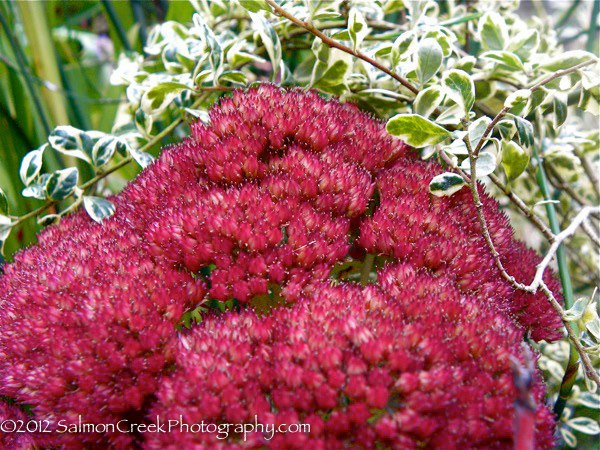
[442,138,468,156]
[579,83,600,115]
[49,126,90,163]
[553,93,568,128]
[141,82,190,116]
[92,136,118,168]
[443,69,475,115]
[460,152,497,178]
[478,12,508,50]
[414,85,444,118]
[0,187,7,215]
[0,214,13,256]
[563,296,591,322]
[218,70,247,86]
[19,144,46,186]
[391,30,416,66]
[504,88,531,111]
[513,116,534,148]
[429,172,466,196]
[128,146,155,168]
[348,8,368,51]
[44,167,79,201]
[467,116,492,151]
[587,318,600,341]
[238,0,270,13]
[416,38,443,85]
[22,174,50,200]
[386,114,451,148]
[567,417,600,435]
[249,12,282,81]
[501,140,529,181]
[435,104,463,126]
[497,120,516,140]
[312,60,349,95]
[481,51,525,71]
[541,50,597,71]
[573,391,600,409]
[508,29,539,60]
[83,196,116,223]
[193,14,223,75]
[560,428,577,448]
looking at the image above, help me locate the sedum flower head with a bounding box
[0,85,559,448]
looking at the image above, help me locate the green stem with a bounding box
[131,0,148,51]
[587,0,599,53]
[556,0,581,29]
[101,0,133,52]
[533,146,579,418]
[360,254,375,285]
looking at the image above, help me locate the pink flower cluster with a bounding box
[146,270,555,449]
[0,85,560,448]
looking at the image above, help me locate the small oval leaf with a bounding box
[386,114,451,148]
[45,168,79,201]
[83,196,116,223]
[429,172,466,197]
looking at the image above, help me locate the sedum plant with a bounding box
[0,0,598,448]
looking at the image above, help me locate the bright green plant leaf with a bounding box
[0,187,8,216]
[541,50,597,71]
[249,12,282,81]
[429,172,466,196]
[443,69,475,115]
[45,167,79,201]
[478,12,508,50]
[386,114,451,148]
[238,0,270,13]
[481,51,525,71]
[312,59,349,95]
[83,196,116,223]
[348,8,368,51]
[508,29,539,60]
[391,30,416,66]
[416,38,443,85]
[413,85,444,118]
[553,94,568,128]
[218,70,248,86]
[141,82,190,116]
[513,116,534,148]
[19,144,46,186]
[497,120,516,141]
[501,140,529,181]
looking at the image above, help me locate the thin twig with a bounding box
[463,129,599,388]
[539,282,600,385]
[263,0,420,95]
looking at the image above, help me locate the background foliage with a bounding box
[0,0,598,447]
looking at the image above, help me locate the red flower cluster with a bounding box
[0,85,559,448]
[146,271,555,449]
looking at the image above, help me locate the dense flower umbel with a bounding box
[0,212,204,448]
[0,85,559,448]
[359,160,563,341]
[145,275,555,450]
